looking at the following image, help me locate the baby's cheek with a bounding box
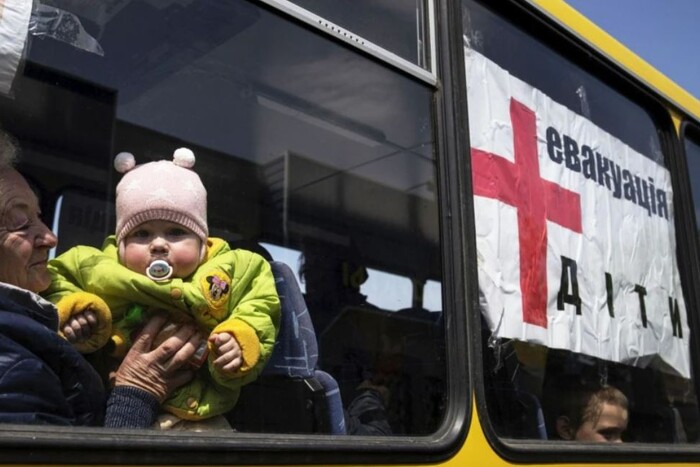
[121,246,149,273]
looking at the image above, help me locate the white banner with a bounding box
[0,0,31,95]
[467,49,691,378]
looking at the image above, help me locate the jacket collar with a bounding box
[0,282,58,330]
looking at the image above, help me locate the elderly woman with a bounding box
[0,128,200,427]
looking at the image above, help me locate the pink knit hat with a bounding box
[114,148,208,246]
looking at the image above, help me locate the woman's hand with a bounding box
[111,314,203,402]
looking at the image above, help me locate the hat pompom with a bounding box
[173,147,195,169]
[114,152,136,173]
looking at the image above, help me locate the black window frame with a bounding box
[680,121,700,233]
[463,0,700,463]
[0,0,471,464]
[256,0,437,85]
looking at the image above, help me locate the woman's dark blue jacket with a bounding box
[0,283,105,425]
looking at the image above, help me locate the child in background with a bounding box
[553,382,629,443]
[44,148,280,429]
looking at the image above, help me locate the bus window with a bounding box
[423,279,442,312]
[0,0,445,451]
[464,0,699,445]
[362,268,412,311]
[276,0,432,70]
[683,125,700,233]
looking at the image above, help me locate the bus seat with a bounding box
[320,306,446,434]
[482,319,548,439]
[659,406,687,443]
[489,385,547,440]
[312,369,345,434]
[263,260,318,379]
[227,261,346,435]
[514,390,547,439]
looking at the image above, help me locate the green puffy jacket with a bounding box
[44,236,280,420]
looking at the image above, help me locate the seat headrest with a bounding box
[263,261,318,377]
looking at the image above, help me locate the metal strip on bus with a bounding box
[428,0,437,76]
[256,0,438,87]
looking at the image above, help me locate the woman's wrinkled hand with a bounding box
[111,314,203,402]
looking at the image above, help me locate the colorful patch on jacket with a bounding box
[200,271,231,320]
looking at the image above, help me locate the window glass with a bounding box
[464,0,698,444]
[289,0,431,69]
[463,1,662,163]
[423,280,442,312]
[362,268,412,311]
[0,0,445,442]
[684,129,700,231]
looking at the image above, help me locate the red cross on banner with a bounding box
[471,98,582,328]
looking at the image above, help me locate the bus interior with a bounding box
[1,0,700,461]
[0,0,446,437]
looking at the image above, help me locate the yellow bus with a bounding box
[0,0,699,464]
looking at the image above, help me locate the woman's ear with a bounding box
[556,416,575,440]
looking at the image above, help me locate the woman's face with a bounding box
[0,169,57,293]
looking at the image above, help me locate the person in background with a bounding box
[554,382,629,443]
[0,127,201,427]
[345,378,392,436]
[44,149,280,430]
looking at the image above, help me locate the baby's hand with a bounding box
[62,310,98,344]
[209,332,242,376]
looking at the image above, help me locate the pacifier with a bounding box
[146,259,173,281]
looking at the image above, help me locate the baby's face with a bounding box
[121,219,201,279]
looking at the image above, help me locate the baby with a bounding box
[44,148,280,428]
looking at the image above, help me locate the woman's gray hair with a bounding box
[0,127,19,169]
